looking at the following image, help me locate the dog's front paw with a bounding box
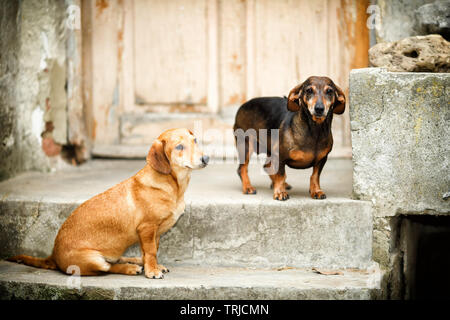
[157,264,170,273]
[243,185,257,194]
[310,189,326,199]
[145,268,164,279]
[273,190,289,201]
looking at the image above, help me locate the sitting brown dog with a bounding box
[8,128,209,279]
[234,76,346,201]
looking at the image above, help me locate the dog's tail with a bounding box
[7,254,57,270]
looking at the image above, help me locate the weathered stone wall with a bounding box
[350,67,449,298]
[375,0,436,42]
[16,0,69,169]
[351,68,449,214]
[0,1,21,181]
[0,0,86,181]
[415,0,450,40]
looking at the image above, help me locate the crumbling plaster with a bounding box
[0,0,85,181]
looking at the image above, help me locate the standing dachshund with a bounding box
[8,128,209,278]
[234,76,346,201]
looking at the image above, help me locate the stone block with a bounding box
[369,35,450,72]
[350,68,449,215]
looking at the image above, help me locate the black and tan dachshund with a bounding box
[233,76,346,201]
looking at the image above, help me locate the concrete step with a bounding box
[0,159,373,269]
[0,261,382,300]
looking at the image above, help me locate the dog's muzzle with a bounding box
[314,103,325,116]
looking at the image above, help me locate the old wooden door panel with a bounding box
[218,0,247,108]
[84,0,369,158]
[82,0,125,146]
[253,0,329,97]
[133,0,208,107]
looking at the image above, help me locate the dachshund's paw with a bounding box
[145,268,164,279]
[273,190,290,201]
[121,264,143,275]
[243,186,257,194]
[310,190,326,199]
[132,265,144,275]
[270,182,292,190]
[157,264,170,273]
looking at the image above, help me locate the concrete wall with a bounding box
[375,0,436,42]
[0,1,21,181]
[350,67,449,298]
[351,68,449,215]
[0,0,86,181]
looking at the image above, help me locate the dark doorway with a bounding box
[403,215,450,300]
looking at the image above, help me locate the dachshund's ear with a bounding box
[333,85,346,114]
[287,83,303,112]
[147,139,171,174]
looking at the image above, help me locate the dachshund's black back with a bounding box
[234,97,294,133]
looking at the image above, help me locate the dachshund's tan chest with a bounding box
[158,200,185,235]
[288,148,330,168]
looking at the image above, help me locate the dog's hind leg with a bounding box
[108,263,143,275]
[236,136,256,194]
[61,250,143,276]
[59,249,111,276]
[118,257,143,265]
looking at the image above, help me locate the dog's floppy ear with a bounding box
[333,85,346,114]
[147,139,171,174]
[287,83,303,112]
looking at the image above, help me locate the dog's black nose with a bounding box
[314,103,325,115]
[201,155,209,165]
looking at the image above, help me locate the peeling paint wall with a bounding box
[0,0,87,181]
[0,1,21,181]
[17,0,69,164]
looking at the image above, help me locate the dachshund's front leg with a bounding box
[310,157,327,199]
[137,223,164,279]
[268,165,289,201]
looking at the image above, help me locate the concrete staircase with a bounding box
[0,159,383,299]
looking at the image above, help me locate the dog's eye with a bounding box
[305,88,313,95]
[175,144,184,151]
[326,88,334,95]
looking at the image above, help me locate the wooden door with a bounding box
[82,0,369,158]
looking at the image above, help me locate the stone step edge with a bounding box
[0,261,383,300]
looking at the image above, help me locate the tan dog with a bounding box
[8,128,208,279]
